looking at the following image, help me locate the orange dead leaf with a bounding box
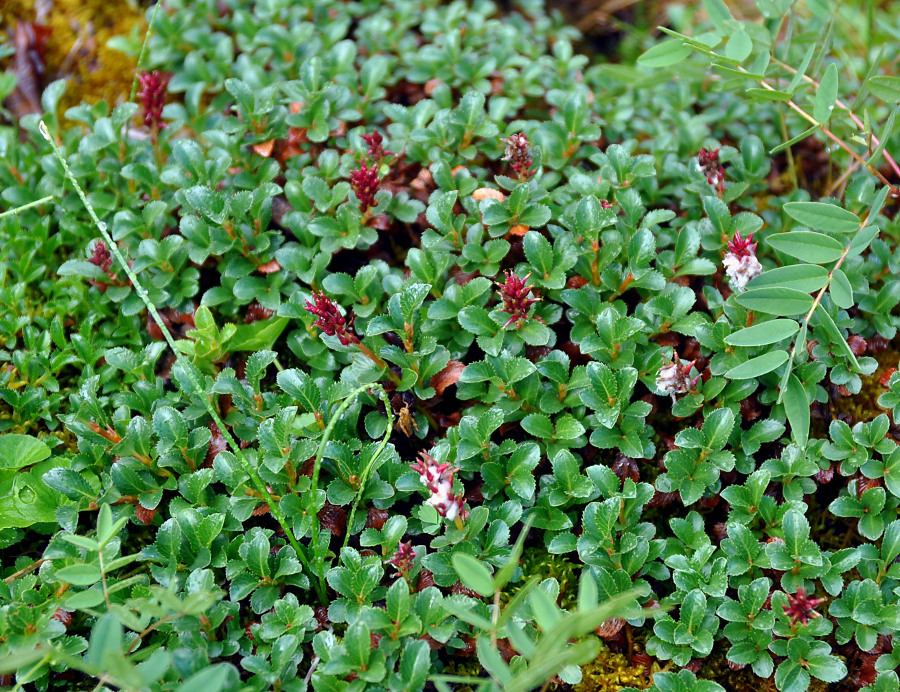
[257,259,281,274]
[251,140,275,157]
[508,224,529,237]
[472,187,505,202]
[431,360,466,395]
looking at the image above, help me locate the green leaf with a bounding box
[393,640,430,692]
[521,413,554,439]
[458,307,499,336]
[87,613,124,668]
[638,40,692,68]
[523,232,554,277]
[175,664,234,692]
[0,460,65,529]
[725,351,789,379]
[704,408,735,450]
[868,75,900,103]
[781,509,810,556]
[829,268,853,309]
[814,305,860,370]
[57,562,102,586]
[776,660,810,692]
[703,0,733,27]
[277,369,321,413]
[60,533,101,551]
[0,434,51,470]
[806,655,846,683]
[229,317,289,351]
[771,125,820,155]
[0,648,47,675]
[725,319,799,347]
[746,264,829,293]
[746,88,792,102]
[735,288,814,316]
[725,30,753,62]
[451,553,495,597]
[783,202,860,233]
[784,374,810,447]
[767,231,844,264]
[814,63,839,124]
[680,589,708,634]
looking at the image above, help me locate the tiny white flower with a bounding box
[656,351,698,401]
[655,363,681,395]
[723,252,763,291]
[723,231,762,292]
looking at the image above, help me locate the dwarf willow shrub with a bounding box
[2,0,900,691]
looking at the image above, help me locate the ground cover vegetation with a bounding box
[2,0,900,690]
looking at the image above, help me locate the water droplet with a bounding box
[17,485,36,504]
[97,221,108,233]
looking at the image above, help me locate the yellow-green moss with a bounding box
[1,0,144,117]
[575,645,657,691]
[513,547,581,609]
[438,659,483,692]
[696,646,834,692]
[832,346,900,423]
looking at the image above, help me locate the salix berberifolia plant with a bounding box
[3,0,900,690]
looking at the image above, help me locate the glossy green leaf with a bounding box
[229,317,289,351]
[0,434,51,470]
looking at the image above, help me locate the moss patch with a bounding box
[1,0,143,116]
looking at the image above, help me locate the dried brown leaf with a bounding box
[431,360,465,395]
[251,139,275,157]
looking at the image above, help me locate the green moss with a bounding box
[831,346,900,423]
[1,0,143,117]
[696,645,835,692]
[575,645,656,692]
[438,658,483,692]
[513,547,581,609]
